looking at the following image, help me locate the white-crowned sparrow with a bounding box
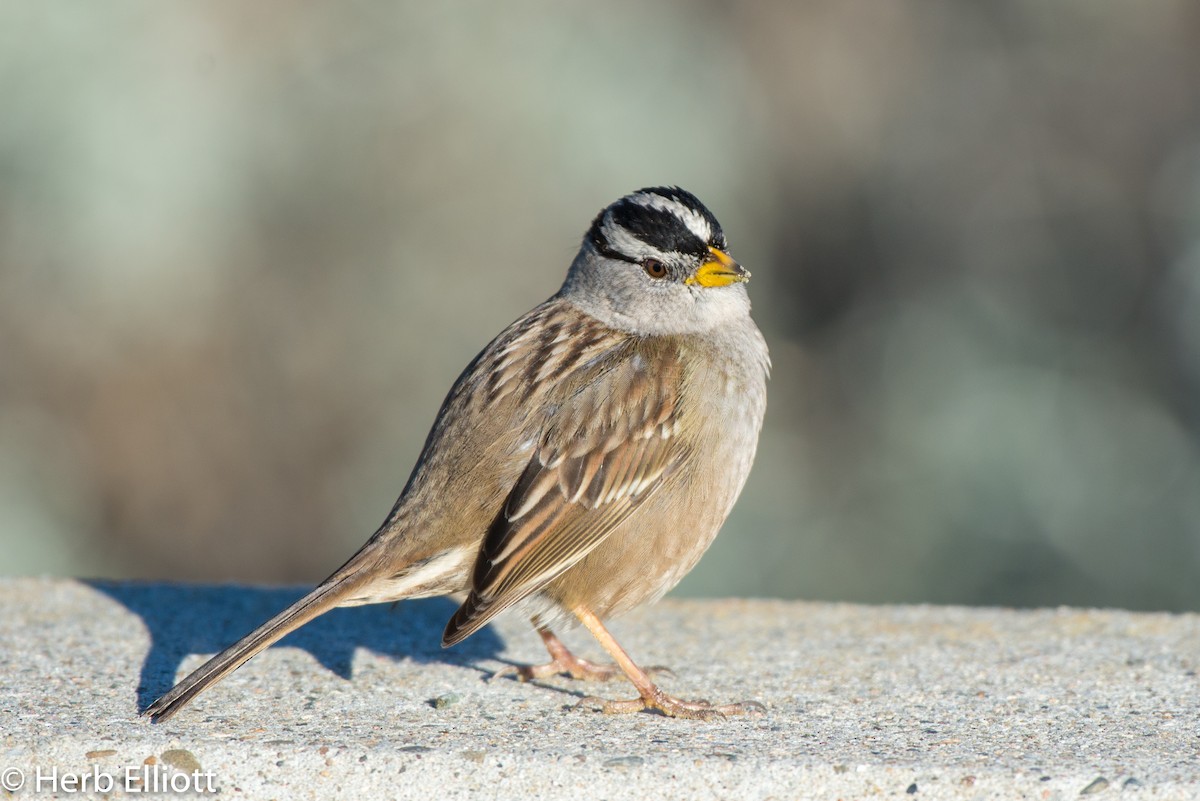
[145,186,770,721]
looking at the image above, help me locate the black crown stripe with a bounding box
[585,187,726,262]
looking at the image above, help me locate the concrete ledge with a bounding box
[2,578,1198,799]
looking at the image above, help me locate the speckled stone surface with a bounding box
[1,578,1198,799]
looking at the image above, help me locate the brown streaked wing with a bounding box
[442,338,688,646]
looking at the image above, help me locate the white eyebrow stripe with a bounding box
[627,192,713,243]
[600,210,672,262]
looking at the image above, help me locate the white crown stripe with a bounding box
[627,192,713,244]
[600,211,672,263]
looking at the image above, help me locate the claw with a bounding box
[490,655,623,683]
[526,615,759,722]
[502,627,643,683]
[574,690,766,720]
[489,664,532,683]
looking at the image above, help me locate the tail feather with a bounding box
[144,561,376,722]
[442,589,517,647]
[442,591,486,647]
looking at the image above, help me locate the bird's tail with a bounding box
[143,550,380,722]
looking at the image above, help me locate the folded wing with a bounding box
[443,337,688,645]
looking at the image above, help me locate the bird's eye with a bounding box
[642,259,667,279]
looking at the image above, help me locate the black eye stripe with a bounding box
[588,224,636,263]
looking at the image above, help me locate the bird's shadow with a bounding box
[84,580,505,714]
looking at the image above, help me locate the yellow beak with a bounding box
[686,247,750,288]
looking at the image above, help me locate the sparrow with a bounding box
[145,186,769,721]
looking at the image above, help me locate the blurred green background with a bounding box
[3,2,1200,611]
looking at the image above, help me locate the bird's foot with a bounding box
[492,654,622,683]
[493,654,674,683]
[575,687,766,721]
[494,626,672,683]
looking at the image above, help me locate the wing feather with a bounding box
[442,335,688,646]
